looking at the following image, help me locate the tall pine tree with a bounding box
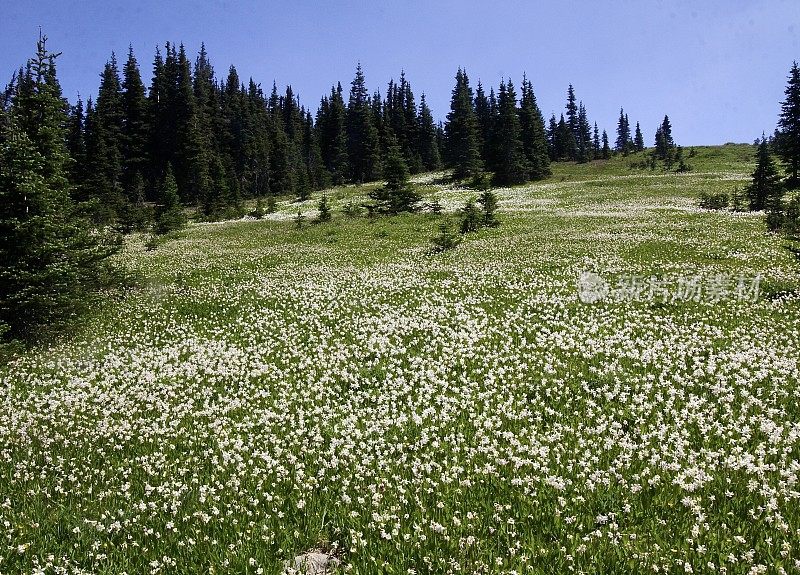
[1,35,120,337]
[445,68,482,180]
[346,63,381,183]
[777,61,800,184]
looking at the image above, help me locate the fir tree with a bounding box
[318,83,350,184]
[445,68,483,180]
[546,114,558,159]
[748,138,782,211]
[634,122,645,152]
[417,93,442,171]
[369,129,421,214]
[615,108,631,155]
[478,189,499,227]
[459,199,482,233]
[84,53,127,222]
[565,84,579,160]
[777,61,800,184]
[493,80,529,185]
[555,114,572,161]
[65,96,86,190]
[155,164,186,234]
[592,122,601,159]
[346,63,381,183]
[1,35,120,337]
[474,81,492,160]
[121,46,150,201]
[577,101,592,162]
[317,192,332,222]
[601,130,611,159]
[519,77,551,179]
[430,219,461,252]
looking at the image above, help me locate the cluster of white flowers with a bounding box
[1,164,799,574]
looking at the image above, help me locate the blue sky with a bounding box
[1,0,798,145]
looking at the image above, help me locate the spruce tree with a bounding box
[601,130,611,159]
[634,122,645,152]
[147,45,171,194]
[477,189,499,227]
[493,80,529,185]
[155,164,186,234]
[546,114,558,159]
[474,81,492,160]
[369,128,420,214]
[174,44,212,207]
[577,102,592,162]
[1,35,120,337]
[84,53,126,222]
[519,77,551,179]
[121,46,150,201]
[445,68,483,181]
[65,96,86,190]
[555,114,572,161]
[565,84,579,160]
[317,191,332,222]
[615,108,631,155]
[318,83,349,184]
[346,63,381,183]
[417,93,442,171]
[748,139,782,211]
[592,122,601,159]
[777,61,800,184]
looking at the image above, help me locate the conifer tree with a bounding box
[519,77,551,179]
[577,102,592,162]
[346,63,381,182]
[155,163,186,233]
[634,122,645,152]
[65,96,86,190]
[459,199,482,233]
[477,189,499,227]
[592,122,601,159]
[369,128,420,213]
[565,84,579,160]
[615,108,631,155]
[493,80,529,185]
[601,130,611,159]
[85,53,126,222]
[1,35,120,337]
[317,191,332,222]
[317,83,349,184]
[748,139,782,211]
[147,45,170,193]
[654,115,675,165]
[303,111,327,190]
[555,114,572,161]
[546,114,558,159]
[445,68,483,180]
[474,81,492,160]
[173,43,212,207]
[777,61,800,184]
[121,46,150,200]
[417,93,442,171]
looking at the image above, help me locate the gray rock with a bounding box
[285,552,340,575]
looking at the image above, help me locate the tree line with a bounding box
[5,39,685,230]
[1,36,688,341]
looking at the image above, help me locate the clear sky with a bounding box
[1,0,798,145]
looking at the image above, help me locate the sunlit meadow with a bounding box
[2,145,800,574]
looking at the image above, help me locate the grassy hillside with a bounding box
[2,146,799,574]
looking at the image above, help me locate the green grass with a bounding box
[2,147,799,575]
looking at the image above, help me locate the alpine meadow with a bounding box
[2,4,800,575]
